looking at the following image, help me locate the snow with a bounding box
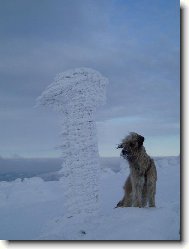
[0,156,180,240]
[36,67,108,110]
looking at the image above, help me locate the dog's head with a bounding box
[117,132,144,158]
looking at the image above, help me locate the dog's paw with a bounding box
[115,200,123,208]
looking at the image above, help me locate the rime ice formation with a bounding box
[37,68,108,217]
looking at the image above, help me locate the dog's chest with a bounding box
[129,162,143,176]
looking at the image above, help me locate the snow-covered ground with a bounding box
[0,156,180,240]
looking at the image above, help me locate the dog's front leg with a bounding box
[132,175,145,208]
[116,175,132,208]
[122,175,132,207]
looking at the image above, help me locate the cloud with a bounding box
[0,0,180,157]
[97,117,180,157]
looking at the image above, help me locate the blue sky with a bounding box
[0,0,180,158]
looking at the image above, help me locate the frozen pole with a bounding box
[37,68,108,217]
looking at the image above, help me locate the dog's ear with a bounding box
[137,135,144,148]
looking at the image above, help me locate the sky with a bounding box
[0,0,180,158]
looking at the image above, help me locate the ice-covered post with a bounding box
[37,68,108,217]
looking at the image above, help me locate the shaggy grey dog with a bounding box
[116,132,157,208]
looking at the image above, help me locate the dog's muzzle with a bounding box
[122,149,127,155]
[121,149,128,156]
[121,149,132,158]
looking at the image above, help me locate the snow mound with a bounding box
[0,156,180,240]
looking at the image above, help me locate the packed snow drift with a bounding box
[0,156,180,240]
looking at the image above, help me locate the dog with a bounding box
[116,132,157,208]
